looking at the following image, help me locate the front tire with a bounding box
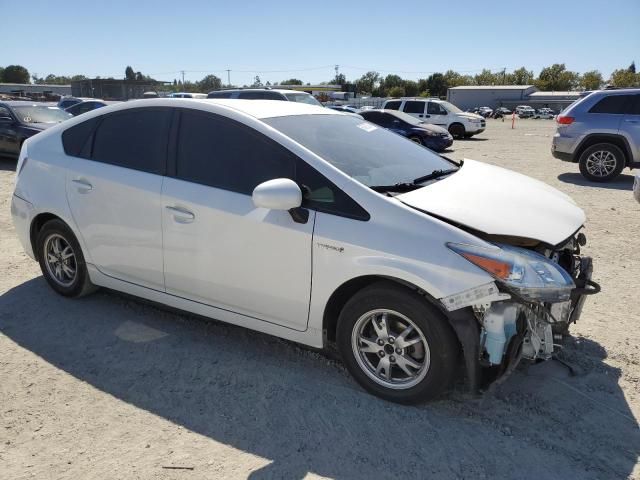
[336,282,459,404]
[448,123,465,139]
[578,143,625,182]
[36,219,97,297]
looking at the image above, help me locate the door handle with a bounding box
[418,114,423,117]
[72,178,93,192]
[166,205,195,223]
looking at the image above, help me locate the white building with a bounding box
[447,85,581,111]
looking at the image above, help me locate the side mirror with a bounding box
[253,178,308,224]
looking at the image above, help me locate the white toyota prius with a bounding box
[11,99,599,403]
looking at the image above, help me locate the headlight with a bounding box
[447,243,575,302]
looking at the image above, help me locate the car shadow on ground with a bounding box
[0,157,17,172]
[458,137,489,142]
[1,278,638,479]
[558,172,634,191]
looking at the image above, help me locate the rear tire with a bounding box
[36,219,97,297]
[448,123,465,139]
[336,282,459,404]
[578,143,625,182]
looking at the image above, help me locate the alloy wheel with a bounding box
[351,309,430,389]
[585,150,617,177]
[43,233,77,287]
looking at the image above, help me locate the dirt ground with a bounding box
[1,118,639,480]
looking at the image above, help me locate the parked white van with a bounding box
[382,98,486,138]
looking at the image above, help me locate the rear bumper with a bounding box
[426,136,454,151]
[10,194,35,260]
[551,149,575,162]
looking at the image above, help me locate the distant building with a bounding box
[447,85,582,111]
[71,78,170,100]
[0,83,71,98]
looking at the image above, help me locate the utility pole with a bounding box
[334,64,339,83]
[502,67,506,85]
[225,69,231,87]
[180,70,185,86]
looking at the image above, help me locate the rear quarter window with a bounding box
[403,101,425,114]
[62,118,99,158]
[385,100,401,110]
[588,95,634,114]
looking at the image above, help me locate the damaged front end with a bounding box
[441,234,600,392]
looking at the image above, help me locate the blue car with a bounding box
[360,109,453,152]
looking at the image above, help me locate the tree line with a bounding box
[1,63,639,97]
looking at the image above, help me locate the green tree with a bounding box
[629,61,636,74]
[580,70,603,90]
[3,65,30,83]
[125,66,136,80]
[535,63,579,91]
[403,80,419,97]
[356,71,380,94]
[198,74,222,92]
[426,73,447,97]
[474,69,498,85]
[443,70,473,87]
[506,67,534,85]
[331,73,346,85]
[251,75,263,87]
[71,75,87,82]
[0,66,4,82]
[609,69,640,87]
[382,74,403,90]
[387,86,405,97]
[281,78,303,85]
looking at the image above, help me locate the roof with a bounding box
[0,101,62,107]
[76,98,338,120]
[528,91,582,97]
[448,85,535,90]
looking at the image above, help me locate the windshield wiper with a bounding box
[413,168,458,184]
[369,182,421,193]
[370,166,460,193]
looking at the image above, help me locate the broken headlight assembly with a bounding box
[447,242,575,302]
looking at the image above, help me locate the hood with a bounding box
[413,123,449,135]
[457,113,483,120]
[397,159,586,246]
[23,122,56,131]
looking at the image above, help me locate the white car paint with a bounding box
[397,159,586,246]
[10,99,589,385]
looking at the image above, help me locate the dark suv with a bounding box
[552,89,640,182]
[207,88,322,106]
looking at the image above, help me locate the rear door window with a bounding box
[91,108,171,174]
[207,91,233,99]
[403,101,426,114]
[589,95,634,114]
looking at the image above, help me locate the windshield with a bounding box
[13,105,72,124]
[438,101,462,113]
[283,93,322,106]
[264,115,455,187]
[385,110,424,126]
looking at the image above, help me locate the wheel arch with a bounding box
[30,212,67,261]
[322,275,443,343]
[575,134,633,166]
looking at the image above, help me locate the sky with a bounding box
[3,0,639,87]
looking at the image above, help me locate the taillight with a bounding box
[557,115,574,125]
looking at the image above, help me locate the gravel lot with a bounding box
[1,118,639,479]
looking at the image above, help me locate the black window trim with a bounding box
[171,107,370,221]
[588,94,634,115]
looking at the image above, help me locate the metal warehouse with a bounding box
[447,85,581,111]
[0,83,71,98]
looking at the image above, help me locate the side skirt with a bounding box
[86,264,324,349]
